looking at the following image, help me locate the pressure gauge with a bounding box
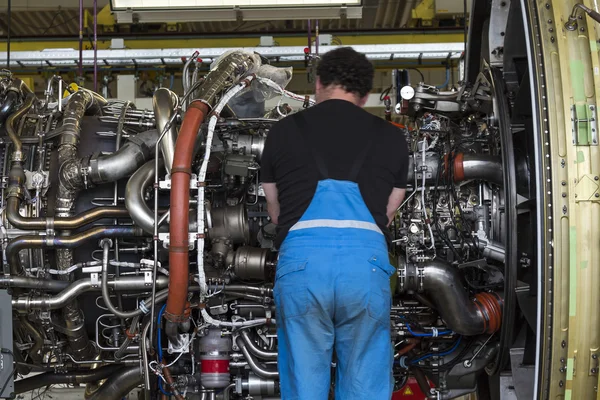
[400,85,415,101]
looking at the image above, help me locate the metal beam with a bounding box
[0,33,465,52]
[0,43,464,69]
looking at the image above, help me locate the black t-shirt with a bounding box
[261,99,409,248]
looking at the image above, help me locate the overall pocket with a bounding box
[366,255,395,324]
[274,259,309,319]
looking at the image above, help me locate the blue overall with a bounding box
[274,114,396,400]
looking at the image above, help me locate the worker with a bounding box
[261,47,409,399]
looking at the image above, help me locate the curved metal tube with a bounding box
[0,90,19,125]
[0,276,69,291]
[398,259,503,336]
[125,160,165,234]
[86,367,142,400]
[19,318,44,363]
[6,92,35,161]
[6,197,129,230]
[454,153,503,186]
[235,337,279,379]
[15,365,125,394]
[89,129,159,184]
[13,275,169,312]
[240,330,278,360]
[6,226,145,273]
[153,88,178,174]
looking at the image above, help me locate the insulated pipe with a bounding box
[166,100,209,323]
[12,275,169,312]
[6,226,145,274]
[14,365,125,394]
[240,330,278,360]
[6,197,129,230]
[398,259,503,336]
[235,337,279,379]
[86,366,142,400]
[153,88,178,173]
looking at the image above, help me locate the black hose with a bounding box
[15,365,124,394]
[86,367,142,400]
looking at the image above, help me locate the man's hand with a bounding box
[386,187,406,226]
[262,182,280,225]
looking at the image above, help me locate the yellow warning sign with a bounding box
[403,386,414,396]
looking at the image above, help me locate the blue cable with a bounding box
[405,324,452,338]
[157,304,166,362]
[409,336,463,365]
[158,378,174,397]
[435,67,451,89]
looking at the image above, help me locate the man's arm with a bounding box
[262,183,280,225]
[386,187,406,225]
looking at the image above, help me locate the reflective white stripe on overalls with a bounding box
[274,113,396,400]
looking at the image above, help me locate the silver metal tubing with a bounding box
[141,319,151,398]
[461,154,504,186]
[0,276,68,292]
[13,276,169,312]
[86,366,142,400]
[235,337,279,379]
[153,88,179,174]
[125,160,166,234]
[240,330,278,360]
[479,238,506,263]
[398,259,502,336]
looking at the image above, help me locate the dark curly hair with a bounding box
[316,47,374,98]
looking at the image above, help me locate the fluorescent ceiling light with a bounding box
[111,0,361,10]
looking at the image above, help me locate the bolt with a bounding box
[595,176,599,181]
[593,354,598,359]
[545,3,550,9]
[559,381,564,387]
[548,19,553,23]
[562,181,567,186]
[592,368,598,374]
[581,27,586,32]
[596,193,599,198]
[551,37,555,43]
[562,340,567,348]
[549,27,554,32]
[562,193,567,198]
[561,358,566,363]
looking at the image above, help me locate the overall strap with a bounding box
[347,120,376,182]
[294,112,329,179]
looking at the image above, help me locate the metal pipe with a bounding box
[126,160,165,234]
[14,365,125,394]
[87,366,142,400]
[93,0,98,92]
[0,90,19,125]
[19,318,44,363]
[6,226,145,274]
[141,319,151,398]
[0,276,69,291]
[240,330,278,360]
[398,259,503,336]
[6,93,35,161]
[452,153,503,185]
[153,88,179,173]
[79,0,83,79]
[6,197,129,230]
[236,337,279,378]
[13,276,169,312]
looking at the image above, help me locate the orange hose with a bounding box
[166,100,209,322]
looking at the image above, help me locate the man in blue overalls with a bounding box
[261,47,409,400]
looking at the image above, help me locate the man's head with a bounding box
[315,47,374,107]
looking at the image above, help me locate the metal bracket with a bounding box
[144,271,153,286]
[159,174,198,190]
[590,350,599,375]
[571,104,597,145]
[158,232,198,250]
[90,272,100,287]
